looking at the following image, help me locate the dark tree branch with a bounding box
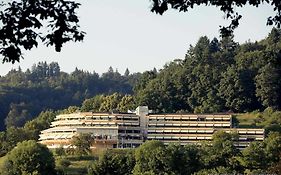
[150,0,281,37]
[0,0,85,64]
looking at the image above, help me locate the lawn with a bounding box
[0,155,7,169]
[55,155,97,175]
[234,113,260,128]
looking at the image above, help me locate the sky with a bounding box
[0,0,276,76]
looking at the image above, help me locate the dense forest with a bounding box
[0,63,141,130]
[0,28,280,132]
[135,28,281,113]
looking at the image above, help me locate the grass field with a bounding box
[0,155,6,169]
[55,155,97,175]
[234,113,260,128]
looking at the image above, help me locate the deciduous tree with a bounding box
[2,140,57,175]
[0,0,85,63]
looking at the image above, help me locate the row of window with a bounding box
[113,143,141,148]
[147,137,211,141]
[119,130,141,133]
[148,131,214,134]
[148,125,231,128]
[118,136,142,140]
[148,118,231,122]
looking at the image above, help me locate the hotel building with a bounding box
[39,106,264,149]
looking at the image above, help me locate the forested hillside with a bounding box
[0,63,140,130]
[135,28,281,113]
[0,28,280,131]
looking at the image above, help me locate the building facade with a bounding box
[39,106,264,149]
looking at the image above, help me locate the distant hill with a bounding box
[0,63,140,130]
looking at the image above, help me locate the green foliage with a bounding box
[133,141,172,175]
[88,149,135,175]
[256,62,281,110]
[136,29,281,113]
[1,29,281,133]
[57,158,71,168]
[264,132,281,165]
[200,131,240,172]
[99,93,123,112]
[117,95,136,112]
[5,102,32,128]
[166,144,201,175]
[60,106,80,114]
[71,133,94,155]
[268,158,281,175]
[0,62,138,131]
[218,65,256,112]
[81,95,105,112]
[0,30,281,174]
[252,108,281,133]
[238,132,281,173]
[0,127,32,157]
[23,110,56,140]
[135,60,189,113]
[239,141,268,171]
[0,110,56,157]
[1,140,57,175]
[87,136,281,175]
[0,0,84,63]
[54,146,66,157]
[194,166,233,175]
[80,93,136,113]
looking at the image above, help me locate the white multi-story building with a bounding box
[39,106,264,149]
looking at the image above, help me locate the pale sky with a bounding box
[0,0,275,76]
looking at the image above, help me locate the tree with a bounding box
[0,127,29,156]
[54,146,65,157]
[185,36,225,113]
[88,149,135,175]
[0,0,85,63]
[269,157,281,175]
[117,95,136,112]
[218,65,257,112]
[1,140,57,175]
[200,131,240,172]
[135,60,189,113]
[255,62,281,109]
[250,108,281,133]
[5,102,32,128]
[133,140,172,175]
[240,141,268,172]
[124,68,130,77]
[264,132,281,165]
[99,93,123,112]
[81,95,106,112]
[23,110,56,140]
[166,144,201,175]
[71,133,94,155]
[194,166,233,175]
[150,0,281,37]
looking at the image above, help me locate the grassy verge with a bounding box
[55,155,97,175]
[0,155,6,168]
[234,113,259,128]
